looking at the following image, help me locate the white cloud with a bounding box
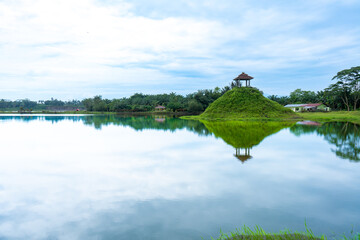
[0,0,359,99]
[0,0,237,98]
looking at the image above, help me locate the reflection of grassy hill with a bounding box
[200,88,297,120]
[202,120,294,149]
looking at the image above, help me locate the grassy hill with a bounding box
[199,87,297,120]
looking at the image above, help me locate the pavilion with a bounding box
[233,72,254,87]
[234,148,253,163]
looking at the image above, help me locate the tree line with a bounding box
[268,66,360,111]
[0,87,231,113]
[0,98,82,112]
[1,66,358,112]
[82,86,231,113]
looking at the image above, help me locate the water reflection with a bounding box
[3,115,358,162]
[202,121,295,162]
[0,115,296,162]
[0,115,360,239]
[0,114,211,136]
[290,122,360,162]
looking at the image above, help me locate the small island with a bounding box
[181,69,360,123]
[198,87,297,120]
[183,73,297,121]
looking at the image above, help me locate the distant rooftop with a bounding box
[284,104,304,108]
[285,103,323,108]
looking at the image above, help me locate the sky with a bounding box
[0,0,359,100]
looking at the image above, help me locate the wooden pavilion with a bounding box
[233,72,254,87]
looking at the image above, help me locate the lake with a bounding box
[0,115,359,240]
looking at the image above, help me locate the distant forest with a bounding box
[1,66,359,112]
[0,86,355,113]
[0,86,230,113]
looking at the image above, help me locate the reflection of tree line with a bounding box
[0,115,83,124]
[2,115,358,162]
[0,115,211,136]
[80,115,212,136]
[204,121,360,163]
[290,122,360,162]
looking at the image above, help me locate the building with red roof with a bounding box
[284,103,330,112]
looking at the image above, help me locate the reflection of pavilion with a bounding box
[234,148,253,163]
[201,121,294,163]
[154,115,166,123]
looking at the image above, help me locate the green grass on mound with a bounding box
[200,88,297,120]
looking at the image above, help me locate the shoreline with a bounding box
[1,111,359,124]
[181,111,360,124]
[0,111,196,116]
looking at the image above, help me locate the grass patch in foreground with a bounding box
[209,225,360,240]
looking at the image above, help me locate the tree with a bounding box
[317,90,342,110]
[289,89,317,103]
[268,95,290,105]
[82,98,94,111]
[332,66,360,111]
[325,83,351,111]
[187,100,204,112]
[167,101,182,112]
[92,95,108,112]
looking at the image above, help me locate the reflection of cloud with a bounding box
[0,118,359,239]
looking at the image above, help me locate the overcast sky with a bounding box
[0,0,359,100]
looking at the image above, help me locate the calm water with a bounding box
[0,115,359,240]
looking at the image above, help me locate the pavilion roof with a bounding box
[234,72,254,80]
[234,154,253,162]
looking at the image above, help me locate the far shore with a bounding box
[0,110,196,116]
[1,110,360,124]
